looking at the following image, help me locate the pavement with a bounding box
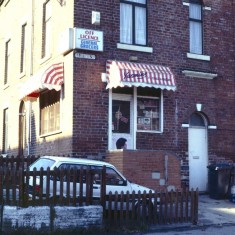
[147,194,235,233]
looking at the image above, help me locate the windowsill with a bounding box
[19,72,26,79]
[137,130,163,134]
[182,1,211,10]
[4,0,10,7]
[187,53,210,61]
[3,83,9,90]
[117,43,153,53]
[40,54,52,65]
[182,70,218,79]
[40,130,62,138]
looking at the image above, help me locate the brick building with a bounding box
[0,0,234,191]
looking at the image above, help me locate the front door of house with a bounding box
[188,113,208,192]
[111,94,134,149]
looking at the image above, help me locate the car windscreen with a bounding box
[29,158,55,171]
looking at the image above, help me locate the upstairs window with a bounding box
[42,0,52,58]
[4,40,10,85]
[20,23,27,74]
[40,89,60,135]
[120,0,147,46]
[189,0,203,54]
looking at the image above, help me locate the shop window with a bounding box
[120,0,147,46]
[189,0,203,54]
[137,87,161,132]
[40,89,60,135]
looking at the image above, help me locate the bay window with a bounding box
[40,89,60,135]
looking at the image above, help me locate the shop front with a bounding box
[105,60,176,150]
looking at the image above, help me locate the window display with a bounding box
[137,97,160,131]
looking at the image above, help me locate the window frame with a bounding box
[109,88,163,147]
[189,0,203,54]
[39,89,61,136]
[136,87,163,133]
[120,0,147,46]
[4,39,10,85]
[137,96,161,132]
[20,23,27,74]
[2,108,9,154]
[41,0,52,59]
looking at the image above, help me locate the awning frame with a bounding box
[106,60,176,91]
[19,63,64,101]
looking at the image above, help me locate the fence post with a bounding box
[193,188,199,224]
[0,167,3,206]
[19,169,23,207]
[101,165,106,209]
[86,166,92,206]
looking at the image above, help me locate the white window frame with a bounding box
[20,23,27,75]
[42,0,52,60]
[120,0,147,46]
[4,39,10,85]
[108,88,163,150]
[39,89,62,137]
[136,92,163,133]
[189,0,203,54]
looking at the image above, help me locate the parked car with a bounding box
[27,156,155,212]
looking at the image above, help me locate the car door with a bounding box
[57,163,87,198]
[92,166,129,198]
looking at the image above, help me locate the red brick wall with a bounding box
[105,150,181,191]
[71,0,235,162]
[71,0,235,189]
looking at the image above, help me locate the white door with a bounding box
[111,94,134,149]
[188,127,208,192]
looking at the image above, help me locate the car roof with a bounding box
[39,156,114,168]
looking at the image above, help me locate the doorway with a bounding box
[111,94,134,149]
[188,112,208,192]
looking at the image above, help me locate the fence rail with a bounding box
[0,156,198,227]
[105,188,198,226]
[0,155,40,171]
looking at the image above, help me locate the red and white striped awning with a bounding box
[19,63,64,101]
[106,60,176,91]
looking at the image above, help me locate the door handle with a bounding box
[193,156,199,159]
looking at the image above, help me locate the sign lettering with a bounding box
[123,71,147,80]
[75,28,103,52]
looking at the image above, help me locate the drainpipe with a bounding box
[165,155,168,187]
[27,101,31,156]
[27,0,35,155]
[30,0,34,76]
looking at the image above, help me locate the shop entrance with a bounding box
[111,94,134,149]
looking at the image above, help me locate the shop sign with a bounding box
[75,28,103,52]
